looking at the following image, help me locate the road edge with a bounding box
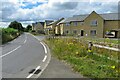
[29,33,51,78]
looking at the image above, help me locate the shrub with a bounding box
[2,28,19,44]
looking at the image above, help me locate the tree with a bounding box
[26,25,32,31]
[8,21,24,31]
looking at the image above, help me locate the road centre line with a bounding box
[1,34,27,58]
[24,39,27,43]
[42,55,47,62]
[26,66,41,78]
[24,35,27,44]
[0,45,21,58]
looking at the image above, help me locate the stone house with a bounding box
[32,22,44,34]
[56,11,120,38]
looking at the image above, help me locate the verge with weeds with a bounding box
[45,38,119,78]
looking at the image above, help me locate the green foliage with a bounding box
[26,25,32,32]
[1,28,20,44]
[45,38,118,78]
[8,21,24,31]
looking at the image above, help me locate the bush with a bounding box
[1,28,19,44]
[31,30,36,32]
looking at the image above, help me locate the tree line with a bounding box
[8,21,32,32]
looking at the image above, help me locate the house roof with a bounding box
[39,22,44,26]
[100,13,119,20]
[45,20,54,25]
[59,12,119,23]
[48,18,64,25]
[47,20,57,25]
[32,22,44,28]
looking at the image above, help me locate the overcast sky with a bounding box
[0,0,120,27]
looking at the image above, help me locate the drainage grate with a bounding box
[34,69,41,74]
[29,69,35,74]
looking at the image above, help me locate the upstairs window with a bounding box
[91,20,97,26]
[73,22,78,26]
[66,22,70,26]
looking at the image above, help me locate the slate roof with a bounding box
[45,20,54,25]
[59,13,119,23]
[48,18,64,25]
[32,22,44,28]
[100,13,119,20]
[39,22,44,26]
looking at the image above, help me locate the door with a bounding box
[81,30,84,36]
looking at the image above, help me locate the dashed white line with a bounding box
[42,55,47,62]
[0,45,21,58]
[23,34,27,44]
[24,39,27,43]
[26,66,41,78]
[40,42,47,54]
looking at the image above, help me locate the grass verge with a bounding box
[44,38,119,78]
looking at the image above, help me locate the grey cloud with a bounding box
[52,2,78,10]
[1,1,118,24]
[1,2,19,21]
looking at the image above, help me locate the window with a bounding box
[90,30,96,36]
[91,20,97,26]
[73,22,77,26]
[66,22,70,26]
[73,30,77,34]
[65,30,69,34]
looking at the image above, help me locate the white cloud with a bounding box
[1,0,119,27]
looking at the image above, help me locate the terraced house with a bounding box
[44,20,54,34]
[56,11,120,38]
[44,18,64,35]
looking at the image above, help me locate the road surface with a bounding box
[1,33,51,78]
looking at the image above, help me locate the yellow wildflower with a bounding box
[116,70,118,73]
[76,51,79,55]
[88,49,92,53]
[111,66,115,69]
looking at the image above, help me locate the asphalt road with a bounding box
[1,33,51,78]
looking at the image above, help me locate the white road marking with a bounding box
[40,42,47,54]
[0,45,21,58]
[42,55,47,62]
[30,33,47,54]
[24,39,26,43]
[26,66,41,78]
[24,34,27,43]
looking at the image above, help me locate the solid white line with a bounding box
[0,45,21,58]
[40,42,47,54]
[26,66,40,78]
[29,33,47,53]
[42,55,47,62]
[30,33,47,54]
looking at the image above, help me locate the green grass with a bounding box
[45,38,119,78]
